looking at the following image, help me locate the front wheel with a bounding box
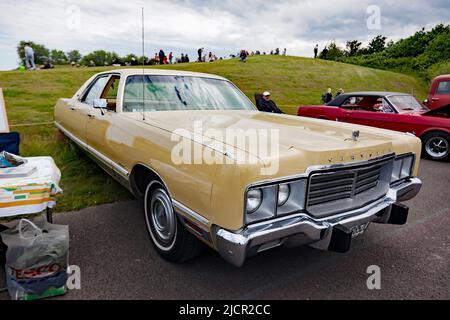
[143,181,203,263]
[422,132,450,161]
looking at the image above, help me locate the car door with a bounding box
[85,74,122,174]
[430,79,450,110]
[65,75,110,145]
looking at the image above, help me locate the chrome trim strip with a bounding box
[172,199,210,227]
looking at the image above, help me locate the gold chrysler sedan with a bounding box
[54,69,422,267]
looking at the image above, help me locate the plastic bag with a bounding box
[0,219,69,300]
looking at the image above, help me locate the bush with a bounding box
[339,24,450,80]
[427,60,450,80]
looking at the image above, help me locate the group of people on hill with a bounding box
[20,42,54,70]
[321,88,345,103]
[196,48,220,62]
[155,49,175,64]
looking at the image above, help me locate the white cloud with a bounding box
[0,0,448,70]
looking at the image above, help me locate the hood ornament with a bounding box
[346,130,360,141]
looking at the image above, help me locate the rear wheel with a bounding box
[143,180,203,263]
[422,131,450,161]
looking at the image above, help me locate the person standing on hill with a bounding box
[24,42,36,70]
[322,88,333,104]
[158,49,165,65]
[321,46,329,59]
[168,52,173,64]
[314,44,319,58]
[335,88,345,97]
[197,48,204,62]
[185,54,190,63]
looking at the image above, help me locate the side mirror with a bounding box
[93,98,107,109]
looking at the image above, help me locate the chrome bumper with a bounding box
[214,178,421,267]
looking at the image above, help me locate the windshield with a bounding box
[122,75,255,112]
[388,95,428,113]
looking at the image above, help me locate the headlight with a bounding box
[246,189,263,213]
[277,184,290,206]
[245,179,307,224]
[391,155,414,183]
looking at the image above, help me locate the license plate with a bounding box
[350,222,370,238]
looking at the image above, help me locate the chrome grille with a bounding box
[306,159,392,218]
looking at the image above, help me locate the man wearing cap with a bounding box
[258,91,283,114]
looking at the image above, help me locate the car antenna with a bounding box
[141,7,146,121]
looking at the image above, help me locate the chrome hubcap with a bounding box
[426,137,449,158]
[148,189,176,247]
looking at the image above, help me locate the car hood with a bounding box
[123,110,418,174]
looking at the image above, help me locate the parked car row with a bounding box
[55,69,424,266]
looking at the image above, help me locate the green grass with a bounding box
[0,55,428,213]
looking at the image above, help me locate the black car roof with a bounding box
[341,92,410,97]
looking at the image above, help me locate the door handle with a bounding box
[431,98,439,101]
[70,107,76,111]
[87,114,95,118]
[345,111,353,115]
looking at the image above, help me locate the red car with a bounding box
[298,92,450,161]
[424,74,450,113]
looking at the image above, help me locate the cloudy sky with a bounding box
[0,0,448,70]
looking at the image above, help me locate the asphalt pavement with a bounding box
[1,159,449,300]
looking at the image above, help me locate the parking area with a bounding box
[1,159,449,300]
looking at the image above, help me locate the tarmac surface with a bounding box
[0,159,449,299]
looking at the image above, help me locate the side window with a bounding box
[103,76,120,99]
[379,99,395,113]
[342,96,363,108]
[101,76,120,111]
[437,81,450,94]
[82,76,109,106]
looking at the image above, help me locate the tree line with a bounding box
[319,24,449,80]
[16,41,155,67]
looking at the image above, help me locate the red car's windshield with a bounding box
[387,95,428,113]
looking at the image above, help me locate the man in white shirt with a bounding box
[24,43,36,70]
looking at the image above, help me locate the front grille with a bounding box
[306,158,392,218]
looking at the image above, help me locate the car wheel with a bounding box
[143,181,203,263]
[422,132,450,161]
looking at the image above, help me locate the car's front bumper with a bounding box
[213,178,421,267]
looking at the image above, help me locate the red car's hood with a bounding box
[422,105,449,117]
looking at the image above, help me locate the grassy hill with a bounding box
[0,55,428,213]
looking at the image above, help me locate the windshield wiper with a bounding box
[174,87,187,106]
